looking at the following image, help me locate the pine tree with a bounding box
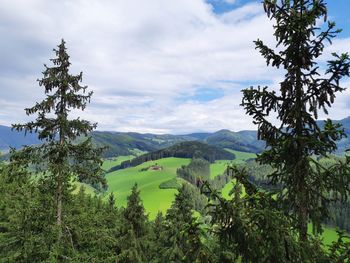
[116,184,150,263]
[241,0,350,242]
[12,39,106,247]
[123,184,148,238]
[161,184,206,263]
[149,211,166,262]
[0,161,58,261]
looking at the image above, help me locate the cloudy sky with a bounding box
[0,0,349,134]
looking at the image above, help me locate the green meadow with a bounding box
[220,149,256,198]
[73,182,97,195]
[210,150,256,179]
[73,156,134,195]
[225,149,256,163]
[307,224,340,247]
[104,157,190,219]
[100,151,341,245]
[321,227,339,246]
[103,150,255,218]
[210,160,231,179]
[101,155,134,171]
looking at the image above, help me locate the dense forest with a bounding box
[1,0,350,262]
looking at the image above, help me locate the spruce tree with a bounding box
[12,39,105,245]
[123,183,148,238]
[116,184,150,263]
[0,161,58,261]
[162,184,205,262]
[241,0,350,242]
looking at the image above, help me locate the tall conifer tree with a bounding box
[161,184,206,262]
[116,184,149,263]
[12,39,105,244]
[241,0,350,241]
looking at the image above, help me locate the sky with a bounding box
[0,0,349,134]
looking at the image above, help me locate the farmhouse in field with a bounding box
[149,164,162,171]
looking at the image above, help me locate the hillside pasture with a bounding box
[102,155,134,171]
[220,149,256,198]
[210,160,231,179]
[225,148,256,163]
[105,157,191,219]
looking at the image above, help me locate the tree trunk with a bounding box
[57,87,66,242]
[295,12,308,240]
[297,173,308,242]
[57,175,62,238]
[298,200,308,242]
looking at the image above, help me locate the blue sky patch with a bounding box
[327,0,350,37]
[206,0,350,38]
[219,79,274,87]
[206,0,255,14]
[177,87,225,103]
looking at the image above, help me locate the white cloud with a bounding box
[0,0,349,133]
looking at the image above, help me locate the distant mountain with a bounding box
[2,116,350,158]
[110,141,235,171]
[0,125,40,153]
[90,130,264,157]
[204,129,264,153]
[184,132,212,140]
[0,125,261,157]
[91,131,189,157]
[328,116,350,153]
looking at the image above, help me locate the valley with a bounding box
[1,1,349,259]
[99,149,341,246]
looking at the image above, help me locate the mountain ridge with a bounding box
[2,116,350,156]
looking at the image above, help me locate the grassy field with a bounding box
[105,157,190,219]
[221,179,247,199]
[104,150,255,218]
[210,150,256,179]
[220,149,256,198]
[308,224,340,247]
[99,152,343,245]
[225,149,256,163]
[101,155,134,171]
[210,160,231,179]
[71,155,136,196]
[73,182,97,195]
[321,227,339,246]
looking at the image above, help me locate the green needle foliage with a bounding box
[241,0,350,242]
[11,39,106,246]
[202,169,303,262]
[116,184,150,263]
[161,184,208,263]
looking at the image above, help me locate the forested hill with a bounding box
[2,116,350,156]
[92,129,264,157]
[204,129,265,153]
[109,141,235,171]
[0,125,264,156]
[90,131,188,157]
